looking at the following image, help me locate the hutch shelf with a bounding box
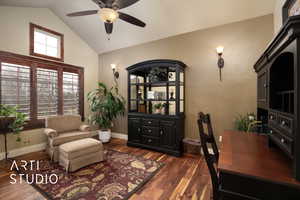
[126,59,186,156]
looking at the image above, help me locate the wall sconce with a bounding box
[216,46,225,81]
[111,64,119,79]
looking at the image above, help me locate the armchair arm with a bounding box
[79,124,91,132]
[44,128,58,138]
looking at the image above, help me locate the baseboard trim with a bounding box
[91,131,128,140]
[0,142,47,161]
[111,132,128,140]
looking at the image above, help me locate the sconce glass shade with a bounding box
[111,64,117,70]
[99,8,119,23]
[216,46,224,55]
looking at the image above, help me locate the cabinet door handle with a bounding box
[270,130,273,134]
[148,121,152,124]
[270,115,274,120]
[148,139,152,143]
[138,128,141,132]
[148,129,152,133]
[160,130,163,135]
[281,121,286,126]
[281,138,285,144]
[264,83,267,88]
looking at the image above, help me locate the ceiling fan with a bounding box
[67,0,146,36]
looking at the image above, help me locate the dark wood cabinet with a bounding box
[126,60,186,156]
[257,68,268,109]
[254,16,300,181]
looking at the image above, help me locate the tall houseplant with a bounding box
[0,104,26,160]
[87,82,125,142]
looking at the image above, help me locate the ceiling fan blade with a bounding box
[67,10,98,17]
[105,23,113,34]
[92,0,105,8]
[112,0,140,9]
[118,12,146,27]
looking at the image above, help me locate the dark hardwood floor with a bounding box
[0,139,211,200]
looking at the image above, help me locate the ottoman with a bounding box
[59,138,104,172]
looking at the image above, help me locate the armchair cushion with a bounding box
[49,131,92,147]
[44,128,58,138]
[79,124,91,132]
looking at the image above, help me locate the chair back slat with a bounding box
[198,112,220,200]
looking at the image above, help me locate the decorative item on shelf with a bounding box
[147,91,155,99]
[155,91,166,100]
[87,82,125,143]
[153,103,167,114]
[138,89,143,100]
[148,67,168,82]
[170,89,175,100]
[216,46,225,81]
[234,113,262,133]
[168,71,176,81]
[0,104,27,161]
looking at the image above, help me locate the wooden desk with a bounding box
[218,131,300,200]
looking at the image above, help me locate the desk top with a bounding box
[218,131,300,187]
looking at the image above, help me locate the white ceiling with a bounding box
[0,0,275,54]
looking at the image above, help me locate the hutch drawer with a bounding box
[141,136,160,146]
[142,118,159,126]
[277,114,293,136]
[142,126,160,137]
[269,128,293,156]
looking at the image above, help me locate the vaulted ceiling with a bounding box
[0,0,275,54]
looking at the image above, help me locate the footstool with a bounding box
[59,138,104,172]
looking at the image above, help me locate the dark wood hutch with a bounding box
[254,15,300,181]
[126,60,186,156]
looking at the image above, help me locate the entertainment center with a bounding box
[254,5,300,181]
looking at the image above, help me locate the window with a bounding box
[37,68,58,118]
[0,63,31,117]
[30,23,64,62]
[0,51,84,129]
[63,72,80,115]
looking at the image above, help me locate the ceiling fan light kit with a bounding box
[67,0,146,36]
[99,8,119,23]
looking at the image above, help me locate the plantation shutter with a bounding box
[63,71,80,115]
[0,62,31,117]
[37,68,58,118]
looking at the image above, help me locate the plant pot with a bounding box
[0,117,15,134]
[98,129,111,143]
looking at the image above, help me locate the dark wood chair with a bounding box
[197,112,220,200]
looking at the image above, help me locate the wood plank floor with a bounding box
[0,139,211,200]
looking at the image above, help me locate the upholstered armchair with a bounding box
[44,115,92,162]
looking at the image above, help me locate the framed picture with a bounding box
[283,0,300,24]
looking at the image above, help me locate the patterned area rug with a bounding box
[18,150,163,200]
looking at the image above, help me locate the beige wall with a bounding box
[274,0,286,34]
[99,15,274,140]
[0,6,99,153]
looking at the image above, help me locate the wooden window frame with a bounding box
[30,23,64,62]
[0,51,84,130]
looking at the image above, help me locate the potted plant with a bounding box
[234,113,262,133]
[0,104,26,160]
[87,82,125,143]
[153,103,167,114]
